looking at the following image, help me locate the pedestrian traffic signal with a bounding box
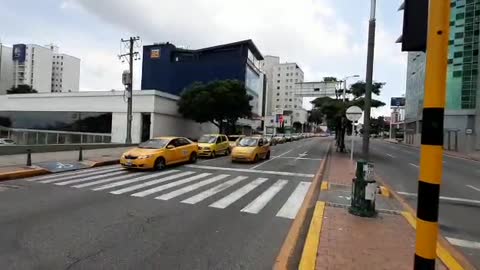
[397,0,429,52]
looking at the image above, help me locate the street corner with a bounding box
[0,166,49,182]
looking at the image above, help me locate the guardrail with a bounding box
[0,127,111,145]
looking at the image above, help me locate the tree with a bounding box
[310,80,387,152]
[178,80,252,133]
[7,84,38,94]
[292,121,302,133]
[308,109,323,125]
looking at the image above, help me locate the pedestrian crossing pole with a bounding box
[414,1,450,269]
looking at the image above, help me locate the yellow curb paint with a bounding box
[299,201,326,270]
[320,181,329,191]
[401,211,464,270]
[379,186,390,197]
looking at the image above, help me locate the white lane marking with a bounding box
[241,179,288,214]
[131,173,211,197]
[446,237,480,250]
[110,171,195,195]
[386,154,395,158]
[250,149,294,169]
[409,163,419,168]
[155,174,230,200]
[466,185,480,192]
[38,167,123,183]
[198,155,229,164]
[297,151,308,160]
[397,191,480,205]
[54,171,126,186]
[276,181,311,219]
[73,172,149,188]
[27,165,119,181]
[92,170,179,191]
[185,165,314,178]
[209,178,268,209]
[275,157,322,161]
[181,176,248,204]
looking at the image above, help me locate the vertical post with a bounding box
[126,37,134,144]
[78,146,83,161]
[26,149,32,166]
[362,0,376,160]
[414,1,450,269]
[351,122,355,160]
[342,80,347,102]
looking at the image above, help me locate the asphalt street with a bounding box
[0,137,330,270]
[349,137,480,267]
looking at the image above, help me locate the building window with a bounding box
[277,86,280,89]
[278,74,280,77]
[285,79,288,82]
[276,99,280,102]
[286,73,289,76]
[277,80,280,83]
[289,99,292,101]
[277,93,280,96]
[455,32,464,39]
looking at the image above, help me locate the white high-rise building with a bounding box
[13,44,53,93]
[47,44,80,93]
[0,44,14,95]
[260,56,307,131]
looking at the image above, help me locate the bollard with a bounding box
[348,160,377,217]
[78,146,83,161]
[26,149,32,166]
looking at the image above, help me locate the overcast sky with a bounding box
[0,0,406,116]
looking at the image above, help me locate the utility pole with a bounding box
[414,1,450,269]
[119,36,140,144]
[361,0,377,159]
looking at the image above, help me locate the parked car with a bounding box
[264,136,276,146]
[197,134,230,158]
[274,135,286,144]
[231,136,271,163]
[227,135,246,149]
[120,136,198,170]
[0,138,16,145]
[285,134,293,142]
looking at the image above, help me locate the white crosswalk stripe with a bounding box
[72,172,149,188]
[181,176,248,205]
[28,165,120,181]
[241,179,288,214]
[55,170,127,186]
[155,174,230,201]
[39,167,123,184]
[110,171,195,195]
[209,178,268,209]
[92,170,179,191]
[276,181,311,219]
[131,173,212,197]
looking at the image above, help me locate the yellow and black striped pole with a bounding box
[415,1,450,269]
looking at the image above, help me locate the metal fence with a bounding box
[0,127,111,145]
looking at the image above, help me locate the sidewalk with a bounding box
[0,147,131,181]
[303,150,448,270]
[383,138,480,161]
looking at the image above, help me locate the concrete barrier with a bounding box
[0,144,136,156]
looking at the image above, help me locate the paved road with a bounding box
[350,137,480,267]
[0,137,330,270]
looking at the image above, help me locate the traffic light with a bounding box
[397,0,429,52]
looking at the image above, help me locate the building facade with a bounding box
[141,40,265,131]
[260,56,307,133]
[404,0,480,152]
[0,44,14,95]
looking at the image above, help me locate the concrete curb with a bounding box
[0,158,120,182]
[376,175,476,270]
[273,140,332,270]
[0,167,49,182]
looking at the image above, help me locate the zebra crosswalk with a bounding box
[24,166,312,220]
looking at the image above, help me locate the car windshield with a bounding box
[227,136,241,142]
[198,135,217,143]
[138,139,169,149]
[238,138,258,147]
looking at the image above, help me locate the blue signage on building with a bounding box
[12,44,26,62]
[390,97,406,107]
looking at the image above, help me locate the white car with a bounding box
[0,138,16,145]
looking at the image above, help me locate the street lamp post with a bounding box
[342,75,360,102]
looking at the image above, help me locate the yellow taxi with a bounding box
[197,134,230,158]
[227,135,246,149]
[120,136,198,170]
[231,136,271,163]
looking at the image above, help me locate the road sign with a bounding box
[346,106,363,121]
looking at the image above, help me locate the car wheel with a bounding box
[266,151,271,160]
[253,154,259,163]
[189,152,197,163]
[211,151,216,158]
[154,157,166,170]
[226,148,231,155]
